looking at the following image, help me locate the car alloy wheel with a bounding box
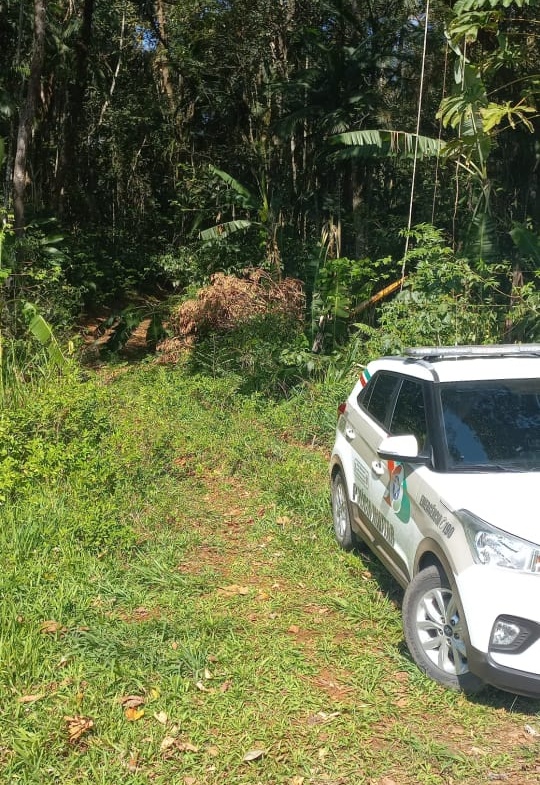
[403,565,483,692]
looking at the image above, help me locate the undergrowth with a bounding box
[1,365,539,784]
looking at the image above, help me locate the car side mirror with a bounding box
[377,434,426,464]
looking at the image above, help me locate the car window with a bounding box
[390,378,428,449]
[440,380,540,470]
[358,372,399,427]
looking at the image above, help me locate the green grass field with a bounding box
[1,364,539,784]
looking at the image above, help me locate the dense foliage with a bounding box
[0,0,539,377]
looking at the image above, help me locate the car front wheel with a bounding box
[402,565,483,693]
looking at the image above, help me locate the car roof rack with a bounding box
[405,344,540,360]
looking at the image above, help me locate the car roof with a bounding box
[366,345,540,384]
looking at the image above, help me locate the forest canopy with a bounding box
[1,0,539,366]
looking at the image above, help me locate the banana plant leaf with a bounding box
[331,130,444,160]
[200,220,253,242]
[510,223,540,269]
[27,312,67,368]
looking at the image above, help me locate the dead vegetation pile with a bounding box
[169,269,305,340]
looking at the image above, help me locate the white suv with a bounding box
[330,345,540,696]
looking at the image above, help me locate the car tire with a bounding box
[331,470,357,551]
[402,565,483,693]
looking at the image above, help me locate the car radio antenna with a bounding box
[401,0,431,288]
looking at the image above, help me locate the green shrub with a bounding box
[190,311,309,395]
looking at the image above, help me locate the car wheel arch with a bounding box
[414,539,457,587]
[330,458,344,482]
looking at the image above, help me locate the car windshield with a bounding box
[440,378,540,471]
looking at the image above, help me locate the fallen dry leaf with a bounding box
[219,681,232,693]
[290,777,304,785]
[206,745,219,757]
[119,695,145,708]
[154,711,168,725]
[64,715,94,743]
[18,694,45,704]
[40,620,66,635]
[160,735,177,752]
[203,668,213,680]
[124,707,145,721]
[217,584,250,597]
[524,724,539,736]
[276,516,291,526]
[177,742,199,753]
[243,748,266,762]
[379,778,398,785]
[318,747,328,761]
[288,625,300,634]
[307,711,340,726]
[195,681,211,693]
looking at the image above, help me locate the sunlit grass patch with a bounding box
[1,365,539,784]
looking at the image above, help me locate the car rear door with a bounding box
[384,377,433,580]
[344,371,402,574]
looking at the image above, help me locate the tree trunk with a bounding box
[154,0,176,114]
[13,0,47,240]
[58,0,95,216]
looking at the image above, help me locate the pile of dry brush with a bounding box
[168,268,304,340]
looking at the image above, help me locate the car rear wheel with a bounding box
[402,565,483,693]
[331,470,357,551]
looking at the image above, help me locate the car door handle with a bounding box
[345,426,356,440]
[371,460,385,476]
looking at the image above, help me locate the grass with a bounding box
[0,363,539,784]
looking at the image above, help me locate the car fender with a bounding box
[413,537,459,586]
[330,437,358,501]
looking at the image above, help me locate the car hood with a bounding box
[434,471,540,544]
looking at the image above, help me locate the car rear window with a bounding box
[390,378,428,449]
[358,372,400,427]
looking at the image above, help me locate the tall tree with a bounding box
[13,0,47,238]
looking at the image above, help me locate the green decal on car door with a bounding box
[383,461,411,523]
